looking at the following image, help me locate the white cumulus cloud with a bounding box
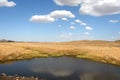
[80,0,120,16]
[53,0,81,6]
[0,0,16,7]
[30,10,75,23]
[54,0,120,16]
[61,17,68,21]
[29,15,55,23]
[70,26,76,29]
[75,19,87,26]
[109,20,119,23]
[85,26,93,30]
[50,10,75,18]
[84,32,89,35]
[75,19,82,23]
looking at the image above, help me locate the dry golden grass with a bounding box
[0,40,120,65]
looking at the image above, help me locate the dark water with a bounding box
[0,57,120,80]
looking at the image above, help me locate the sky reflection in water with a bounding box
[0,57,120,80]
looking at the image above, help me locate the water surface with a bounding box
[0,57,120,80]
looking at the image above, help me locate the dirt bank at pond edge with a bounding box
[0,73,45,80]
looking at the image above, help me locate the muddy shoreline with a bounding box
[0,73,44,80]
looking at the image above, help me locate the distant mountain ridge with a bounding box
[0,39,14,42]
[0,39,120,43]
[114,40,120,43]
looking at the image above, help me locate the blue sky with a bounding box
[0,0,120,42]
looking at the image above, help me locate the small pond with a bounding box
[0,57,120,80]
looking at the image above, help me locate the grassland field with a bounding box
[0,40,120,66]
